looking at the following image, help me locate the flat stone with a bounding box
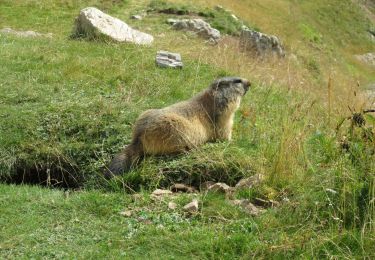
[183,199,199,213]
[156,50,183,68]
[72,7,153,45]
[0,27,52,38]
[170,183,195,193]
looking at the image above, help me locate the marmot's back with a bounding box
[134,97,212,154]
[105,77,250,177]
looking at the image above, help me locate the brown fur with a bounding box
[105,77,250,177]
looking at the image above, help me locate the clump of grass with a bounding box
[96,143,255,192]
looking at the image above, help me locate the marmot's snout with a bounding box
[241,78,250,94]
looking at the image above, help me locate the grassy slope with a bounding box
[1,183,372,259]
[0,0,374,258]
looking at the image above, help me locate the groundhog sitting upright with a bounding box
[106,76,250,176]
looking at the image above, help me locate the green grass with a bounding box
[1,184,374,258]
[0,0,374,258]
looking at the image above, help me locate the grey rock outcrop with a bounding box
[72,7,153,45]
[156,51,183,68]
[168,18,220,42]
[0,27,52,38]
[355,53,375,67]
[240,27,284,57]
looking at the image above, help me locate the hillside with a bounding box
[0,0,374,258]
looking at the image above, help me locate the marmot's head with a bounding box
[209,77,250,111]
[211,77,250,96]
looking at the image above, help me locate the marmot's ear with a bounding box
[232,78,242,84]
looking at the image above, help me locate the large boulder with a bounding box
[168,18,220,42]
[72,7,153,45]
[240,27,284,57]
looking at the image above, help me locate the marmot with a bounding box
[106,76,250,176]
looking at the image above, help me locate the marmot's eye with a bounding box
[232,79,242,84]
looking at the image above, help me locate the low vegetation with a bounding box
[0,0,374,258]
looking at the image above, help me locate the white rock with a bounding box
[240,28,284,57]
[167,18,179,25]
[168,202,177,210]
[131,15,143,20]
[183,199,199,212]
[156,50,183,68]
[72,7,153,45]
[231,14,239,21]
[325,188,337,195]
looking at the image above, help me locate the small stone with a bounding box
[215,5,224,11]
[156,50,183,68]
[183,199,199,213]
[235,174,265,190]
[168,202,177,210]
[231,14,239,21]
[171,183,195,193]
[230,199,263,216]
[208,183,234,194]
[131,15,143,20]
[119,210,132,217]
[325,188,337,195]
[152,189,173,197]
[167,18,179,25]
